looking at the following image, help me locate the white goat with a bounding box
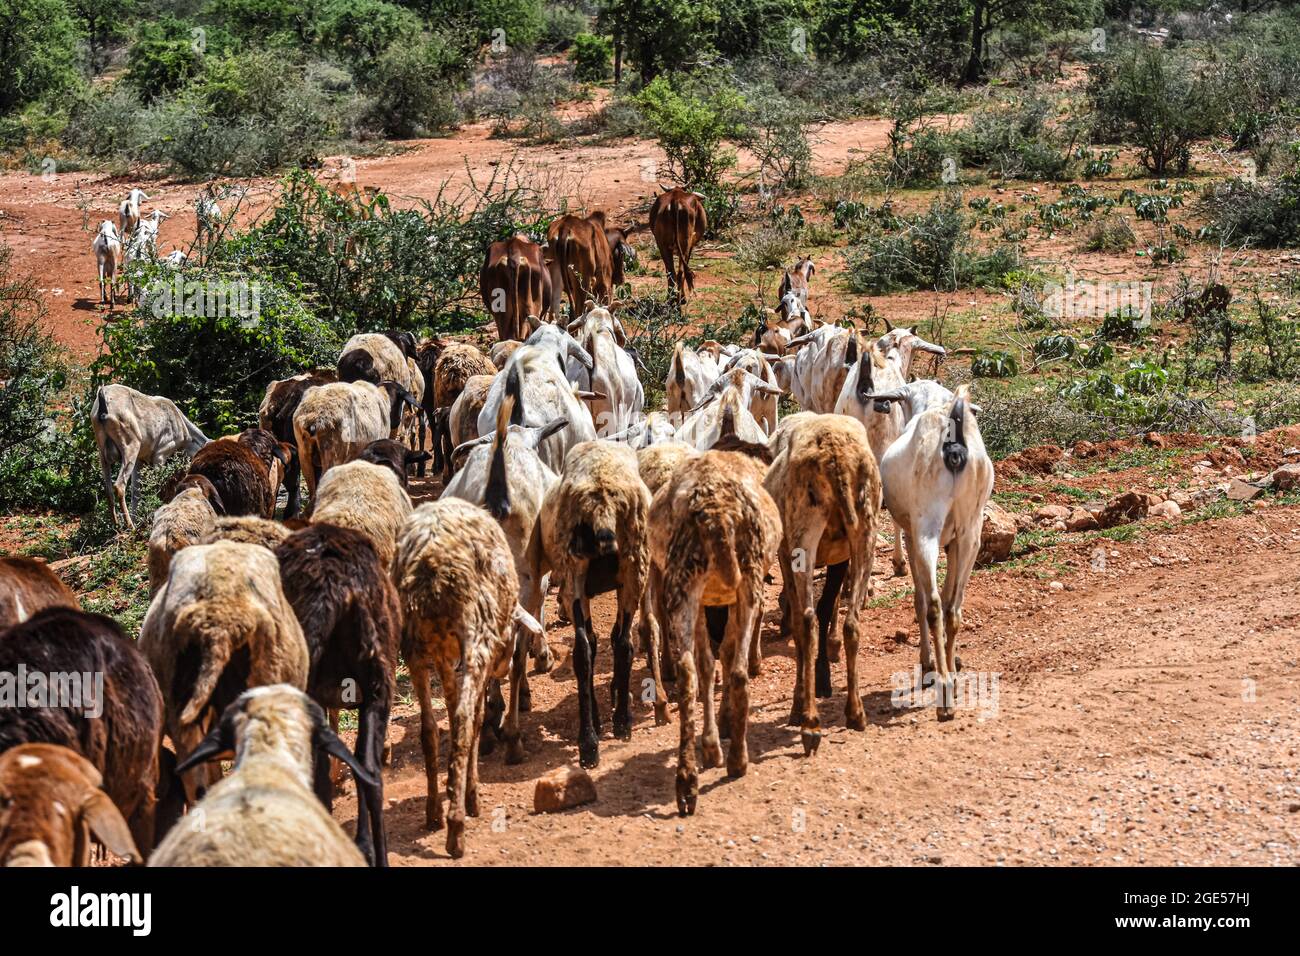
[665,342,721,426]
[92,384,209,530]
[118,189,148,238]
[566,304,643,437]
[91,221,123,307]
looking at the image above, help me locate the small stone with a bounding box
[1148,500,1182,520]
[1048,581,1064,592]
[1226,478,1263,502]
[533,767,597,813]
[1270,463,1300,491]
[1034,504,1072,524]
[977,502,1016,565]
[1065,508,1098,532]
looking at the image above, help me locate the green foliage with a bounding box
[571,32,613,83]
[1098,307,1148,342]
[73,0,136,73]
[634,76,745,188]
[1199,149,1300,248]
[204,0,311,42]
[472,0,545,49]
[598,0,720,83]
[314,0,421,67]
[1088,44,1216,176]
[0,0,84,114]
[93,265,339,435]
[1033,332,1077,361]
[713,0,816,60]
[540,4,589,52]
[0,244,67,473]
[1084,213,1136,252]
[364,32,468,137]
[956,93,1074,181]
[125,17,211,101]
[971,349,1019,378]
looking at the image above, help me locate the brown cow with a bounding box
[480,235,552,342]
[546,211,636,315]
[649,187,708,303]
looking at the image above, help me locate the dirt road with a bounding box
[338,503,1300,866]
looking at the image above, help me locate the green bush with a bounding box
[597,0,720,83]
[314,0,421,67]
[1088,44,1216,176]
[93,266,340,435]
[540,4,589,52]
[1199,152,1300,248]
[971,349,1018,378]
[205,0,312,43]
[471,0,545,49]
[957,94,1074,181]
[570,32,612,83]
[0,0,83,114]
[714,0,816,60]
[363,33,468,137]
[1084,214,1136,252]
[634,76,745,188]
[125,18,211,101]
[742,88,812,194]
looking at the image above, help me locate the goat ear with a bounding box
[314,723,378,790]
[405,450,432,467]
[532,417,569,447]
[79,789,142,864]
[208,487,227,516]
[612,318,627,347]
[175,720,235,774]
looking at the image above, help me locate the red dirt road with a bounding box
[338,503,1300,866]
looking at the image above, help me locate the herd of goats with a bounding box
[0,186,993,867]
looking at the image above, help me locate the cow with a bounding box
[480,235,553,342]
[649,187,708,303]
[546,212,635,316]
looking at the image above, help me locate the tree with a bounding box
[598,0,720,85]
[315,0,422,66]
[959,0,1098,84]
[0,0,83,113]
[73,0,135,74]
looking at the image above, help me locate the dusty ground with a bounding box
[4,87,1298,867]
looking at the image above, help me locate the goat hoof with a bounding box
[613,717,632,741]
[675,775,698,816]
[505,738,526,766]
[846,706,867,732]
[725,751,748,779]
[701,739,723,769]
[533,649,555,675]
[578,737,600,769]
[446,821,466,860]
[478,733,497,757]
[801,729,822,757]
[653,702,670,726]
[936,707,955,723]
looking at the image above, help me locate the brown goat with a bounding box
[259,368,338,518]
[0,557,76,629]
[649,187,708,302]
[0,607,164,856]
[647,450,780,816]
[546,211,633,314]
[764,413,881,754]
[185,430,288,518]
[431,343,496,480]
[0,743,142,866]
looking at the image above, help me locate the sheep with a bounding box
[275,523,399,866]
[92,221,123,307]
[201,515,292,551]
[147,483,220,596]
[764,413,881,754]
[357,438,431,490]
[150,685,373,867]
[92,384,210,530]
[0,556,76,629]
[674,372,777,451]
[430,342,496,479]
[184,429,290,519]
[442,394,567,749]
[447,373,496,455]
[834,327,947,577]
[719,349,782,433]
[0,607,164,856]
[566,303,643,436]
[863,384,994,719]
[478,337,597,474]
[0,744,142,867]
[139,541,309,802]
[646,449,780,816]
[118,188,148,237]
[292,379,418,511]
[393,499,523,858]
[309,459,412,571]
[259,368,338,518]
[665,341,721,426]
[525,439,650,768]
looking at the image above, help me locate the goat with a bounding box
[443,393,567,747]
[139,541,309,802]
[430,343,496,480]
[765,413,880,754]
[719,349,782,433]
[778,257,815,319]
[338,332,424,449]
[566,302,643,437]
[92,384,209,530]
[674,372,777,450]
[0,607,164,857]
[259,368,338,518]
[447,373,496,455]
[665,341,721,426]
[275,524,399,866]
[393,499,524,858]
[309,459,412,571]
[0,557,76,629]
[357,438,430,490]
[292,379,418,511]
[647,449,780,815]
[92,221,123,307]
[184,429,290,519]
[151,685,373,866]
[864,384,993,719]
[0,744,141,867]
[785,323,856,413]
[118,188,148,238]
[526,439,650,768]
[201,515,291,551]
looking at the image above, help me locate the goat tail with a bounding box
[505,361,524,425]
[176,607,236,726]
[94,387,109,422]
[672,203,690,288]
[486,396,512,520]
[943,396,969,473]
[672,341,686,386]
[706,519,742,591]
[829,458,861,531]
